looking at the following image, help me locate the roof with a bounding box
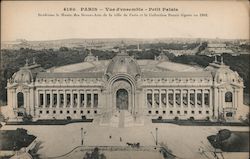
[37,72,104,78]
[142,71,212,78]
[39,54,207,79]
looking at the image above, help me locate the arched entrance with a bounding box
[116,89,128,110]
[17,92,24,108]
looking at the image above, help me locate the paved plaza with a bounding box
[1,120,249,159]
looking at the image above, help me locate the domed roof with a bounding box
[205,57,243,84]
[12,68,33,83]
[105,48,141,78]
[11,58,42,84]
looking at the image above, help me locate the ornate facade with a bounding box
[5,47,244,122]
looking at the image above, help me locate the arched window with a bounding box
[17,92,24,108]
[225,91,233,102]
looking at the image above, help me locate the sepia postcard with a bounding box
[0,1,249,159]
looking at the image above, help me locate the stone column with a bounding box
[50,90,53,108]
[43,90,46,108]
[159,89,162,108]
[173,89,176,108]
[166,90,169,108]
[233,88,236,108]
[84,91,87,108]
[57,90,60,108]
[221,89,224,109]
[30,88,34,116]
[187,89,190,108]
[236,90,239,108]
[209,89,212,108]
[180,89,183,107]
[78,90,81,108]
[152,90,155,108]
[12,90,16,109]
[24,90,29,113]
[91,92,94,108]
[202,89,205,107]
[194,89,197,107]
[63,90,66,108]
[36,91,40,108]
[70,90,73,108]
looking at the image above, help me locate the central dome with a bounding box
[105,48,141,78]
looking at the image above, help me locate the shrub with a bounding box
[218,129,231,141]
[174,117,179,121]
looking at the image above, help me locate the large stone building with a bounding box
[5,46,244,123]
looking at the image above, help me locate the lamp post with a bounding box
[155,127,158,146]
[81,128,83,146]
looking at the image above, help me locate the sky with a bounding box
[1,1,249,41]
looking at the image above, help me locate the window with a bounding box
[17,92,24,108]
[147,93,152,108]
[73,110,76,114]
[183,93,188,106]
[80,94,85,107]
[154,93,160,108]
[87,110,90,114]
[60,110,63,114]
[170,110,173,114]
[87,94,91,107]
[177,110,180,114]
[46,94,50,107]
[204,93,209,105]
[73,94,77,107]
[53,110,56,114]
[60,94,64,107]
[66,94,71,107]
[155,110,159,114]
[94,110,97,114]
[190,93,195,106]
[53,94,57,107]
[184,111,187,114]
[191,111,195,114]
[206,111,209,114]
[225,92,233,102]
[168,94,174,106]
[175,93,181,106]
[161,93,166,107]
[199,111,202,114]
[46,110,49,114]
[197,93,202,106]
[67,110,70,114]
[39,110,42,114]
[94,94,98,107]
[39,94,44,106]
[80,110,83,114]
[148,110,152,114]
[163,111,166,114]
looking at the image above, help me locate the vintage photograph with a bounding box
[0,1,249,159]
